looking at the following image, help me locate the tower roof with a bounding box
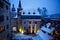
[18,0,21,8]
[12,4,16,11]
[17,0,23,12]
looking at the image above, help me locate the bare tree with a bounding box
[37,8,42,15]
[42,7,47,17]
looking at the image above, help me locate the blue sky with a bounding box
[9,0,60,15]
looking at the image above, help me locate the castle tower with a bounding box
[17,0,23,32]
[11,4,16,17]
[12,4,16,11]
[17,0,22,14]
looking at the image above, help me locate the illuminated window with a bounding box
[0,26,5,33]
[55,31,59,34]
[12,27,17,31]
[0,37,5,40]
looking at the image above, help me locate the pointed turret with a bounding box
[17,0,23,32]
[18,0,21,8]
[11,4,16,18]
[12,4,16,11]
[17,0,23,13]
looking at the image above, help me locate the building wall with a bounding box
[11,19,17,27]
[22,19,41,33]
[0,0,10,40]
[11,18,18,31]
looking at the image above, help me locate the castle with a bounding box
[11,0,47,34]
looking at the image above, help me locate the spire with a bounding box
[17,0,23,13]
[12,4,16,11]
[18,0,21,8]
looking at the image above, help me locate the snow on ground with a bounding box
[12,23,55,40]
[12,30,53,40]
[12,33,42,40]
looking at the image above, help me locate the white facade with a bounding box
[21,10,42,33]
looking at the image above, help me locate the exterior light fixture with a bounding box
[21,30,24,34]
[19,28,21,32]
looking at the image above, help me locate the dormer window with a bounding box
[28,12,30,14]
[42,30,46,33]
[33,12,35,14]
[23,12,25,14]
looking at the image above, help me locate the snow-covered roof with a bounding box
[41,23,55,33]
[46,23,51,28]
[22,19,41,21]
[41,26,55,33]
[11,13,18,18]
[13,14,18,18]
[36,31,53,40]
[21,9,42,16]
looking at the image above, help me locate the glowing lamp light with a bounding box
[19,28,24,34]
[19,28,21,32]
[21,30,24,34]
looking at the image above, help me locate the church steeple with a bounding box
[12,4,16,11]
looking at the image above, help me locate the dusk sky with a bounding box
[9,0,60,15]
